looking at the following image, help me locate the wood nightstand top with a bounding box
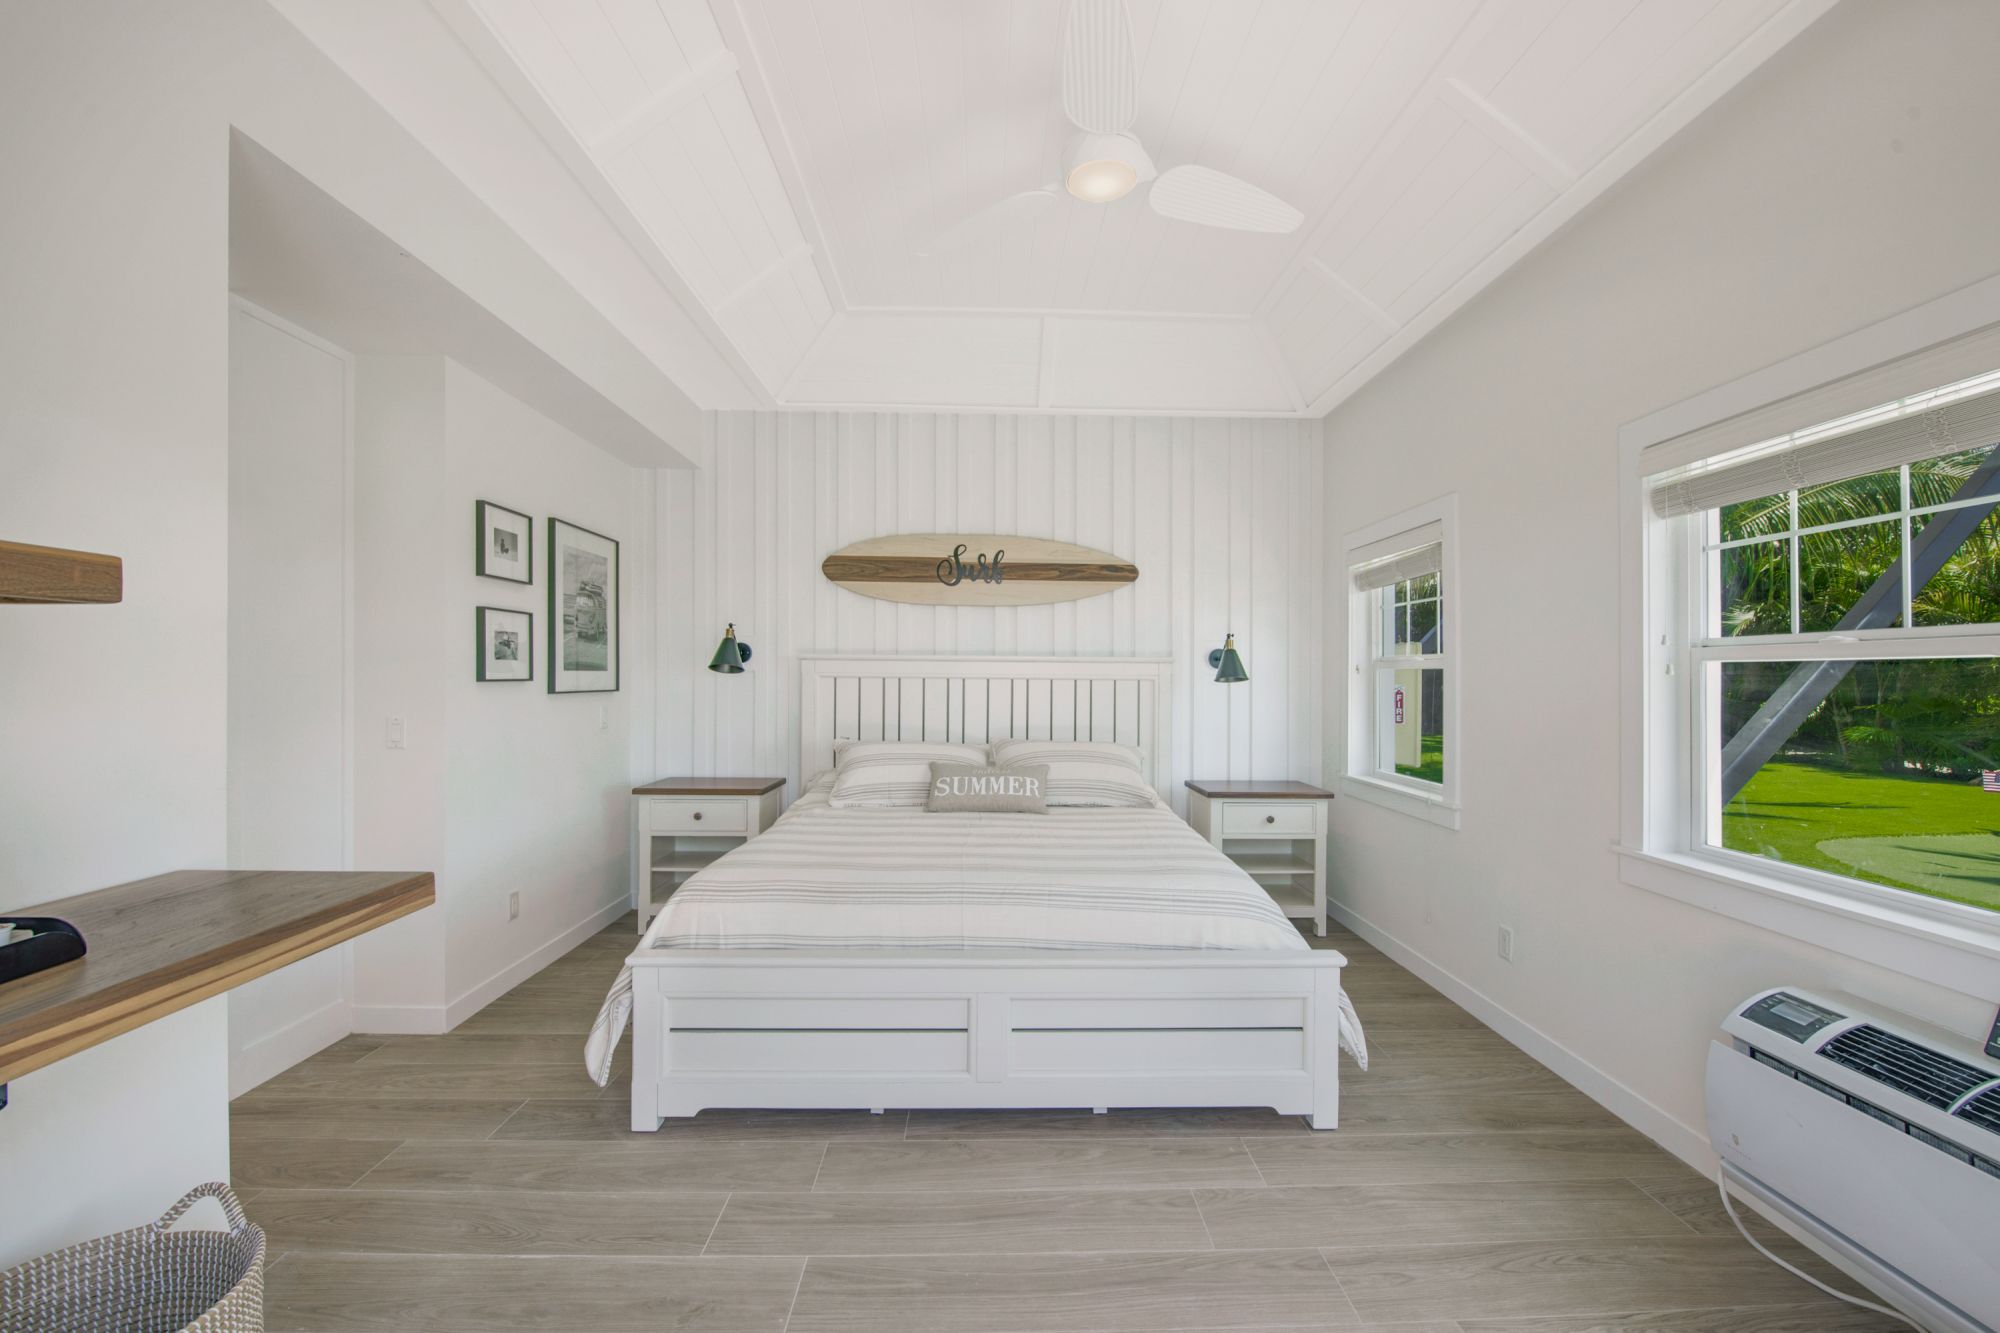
[633,777,786,796]
[1184,779,1335,800]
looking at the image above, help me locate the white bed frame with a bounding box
[627,655,1346,1130]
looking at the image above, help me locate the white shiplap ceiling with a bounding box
[436,0,1830,417]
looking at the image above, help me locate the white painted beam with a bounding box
[1307,259,1401,333]
[1304,0,1841,418]
[711,244,816,313]
[1438,77,1579,192]
[709,0,852,311]
[587,53,740,161]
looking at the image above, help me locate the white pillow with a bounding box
[986,739,1156,807]
[829,741,990,808]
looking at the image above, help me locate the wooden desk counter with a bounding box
[0,869,433,1084]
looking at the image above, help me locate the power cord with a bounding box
[1715,1165,1927,1331]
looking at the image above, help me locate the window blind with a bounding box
[1648,376,2000,518]
[1351,541,1442,591]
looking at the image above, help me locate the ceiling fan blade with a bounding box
[918,188,1059,257]
[1148,165,1303,234]
[1061,0,1137,135]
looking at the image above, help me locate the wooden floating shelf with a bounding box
[0,868,433,1084]
[0,538,123,605]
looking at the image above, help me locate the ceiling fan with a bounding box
[919,0,1304,255]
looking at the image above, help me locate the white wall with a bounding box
[0,1001,230,1270]
[441,360,641,1016]
[1318,0,2000,1165]
[0,0,677,1256]
[346,356,454,1026]
[656,412,1324,810]
[344,355,644,1032]
[226,302,354,1094]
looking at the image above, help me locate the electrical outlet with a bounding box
[597,703,609,732]
[1497,925,1515,962]
[385,716,406,750]
[508,891,521,922]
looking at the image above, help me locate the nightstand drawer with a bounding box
[645,798,748,834]
[1220,802,1316,835]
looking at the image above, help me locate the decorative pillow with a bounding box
[925,762,1049,814]
[829,741,989,808]
[986,739,1156,807]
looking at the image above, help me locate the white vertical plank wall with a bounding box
[655,411,1323,814]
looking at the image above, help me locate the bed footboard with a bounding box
[627,950,1347,1132]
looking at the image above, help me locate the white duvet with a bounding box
[584,780,1367,1085]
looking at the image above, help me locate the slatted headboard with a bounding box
[799,656,1174,799]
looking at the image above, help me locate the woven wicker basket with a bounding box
[0,1182,265,1333]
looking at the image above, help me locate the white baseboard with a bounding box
[443,894,629,1030]
[348,1002,449,1035]
[1328,899,1717,1174]
[350,896,628,1036]
[229,995,353,1097]
[352,897,627,1035]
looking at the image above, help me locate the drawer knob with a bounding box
[692,811,703,821]
[1265,814,1275,824]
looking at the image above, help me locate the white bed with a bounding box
[598,655,1356,1130]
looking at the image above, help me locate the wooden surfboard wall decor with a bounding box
[821,534,1139,607]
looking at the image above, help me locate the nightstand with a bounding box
[631,777,784,934]
[1185,780,1334,937]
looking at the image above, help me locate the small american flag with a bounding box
[1985,770,2000,793]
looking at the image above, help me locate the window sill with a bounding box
[1617,846,2000,996]
[1339,774,1460,830]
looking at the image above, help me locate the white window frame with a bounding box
[1342,495,1460,830]
[1619,276,2000,995]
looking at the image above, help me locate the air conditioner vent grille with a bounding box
[1819,1025,1991,1110]
[1957,1086,2000,1136]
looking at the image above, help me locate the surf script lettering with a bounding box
[935,544,1006,587]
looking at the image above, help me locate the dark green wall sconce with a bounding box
[1208,633,1248,683]
[707,623,752,673]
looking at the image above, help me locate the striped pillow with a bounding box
[829,741,990,808]
[987,739,1156,808]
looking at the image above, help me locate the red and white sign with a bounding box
[1393,687,1406,725]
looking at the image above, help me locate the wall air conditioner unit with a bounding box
[1708,988,2000,1333]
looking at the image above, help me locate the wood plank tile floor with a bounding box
[234,916,1906,1332]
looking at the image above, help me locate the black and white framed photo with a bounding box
[476,500,534,584]
[476,606,533,682]
[547,517,618,694]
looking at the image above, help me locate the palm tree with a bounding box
[1716,446,2000,777]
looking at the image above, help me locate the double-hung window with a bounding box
[1641,368,2000,927]
[1344,499,1459,827]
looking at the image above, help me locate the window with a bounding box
[1344,499,1458,827]
[1646,367,2000,922]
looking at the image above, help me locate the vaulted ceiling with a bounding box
[417,0,1829,417]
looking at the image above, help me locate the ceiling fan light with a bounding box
[1066,158,1138,203]
[1062,132,1152,204]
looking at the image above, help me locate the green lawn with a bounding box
[1724,761,2000,911]
[1396,736,1445,785]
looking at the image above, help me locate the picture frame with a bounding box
[547,516,618,694]
[475,606,533,682]
[476,500,534,584]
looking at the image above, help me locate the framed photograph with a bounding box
[476,606,533,682]
[476,501,533,584]
[548,516,618,694]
